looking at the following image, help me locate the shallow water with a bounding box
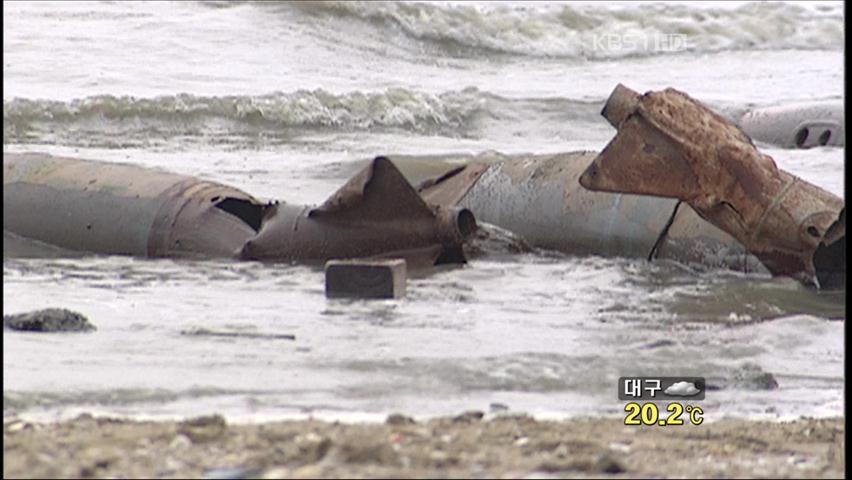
[3,0,845,423]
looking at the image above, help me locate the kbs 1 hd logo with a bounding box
[618,377,705,426]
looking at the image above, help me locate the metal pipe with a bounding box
[412,152,767,273]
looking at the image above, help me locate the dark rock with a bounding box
[177,414,227,443]
[296,435,333,464]
[452,410,484,423]
[386,413,416,426]
[733,363,779,390]
[595,452,625,474]
[333,439,398,465]
[536,451,625,475]
[706,363,780,391]
[4,309,95,332]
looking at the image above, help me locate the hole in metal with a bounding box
[456,209,477,239]
[795,127,809,147]
[214,198,265,232]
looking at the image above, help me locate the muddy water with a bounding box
[3,1,844,423]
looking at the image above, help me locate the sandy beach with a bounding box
[3,413,844,479]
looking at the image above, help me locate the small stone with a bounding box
[79,446,120,476]
[4,308,96,332]
[429,450,448,462]
[169,434,192,450]
[595,452,625,474]
[74,413,96,422]
[386,413,416,426]
[5,420,29,433]
[291,464,323,478]
[201,466,261,479]
[295,434,332,464]
[452,410,484,423]
[731,363,780,390]
[536,458,577,473]
[177,414,227,443]
[261,467,291,479]
[333,439,398,465]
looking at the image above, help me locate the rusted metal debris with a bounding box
[414,152,767,274]
[579,84,845,289]
[325,258,407,299]
[3,153,476,267]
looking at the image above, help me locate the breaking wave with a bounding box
[3,89,604,147]
[282,1,843,59]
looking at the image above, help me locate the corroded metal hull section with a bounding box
[4,152,258,258]
[3,153,475,266]
[415,152,766,273]
[240,157,476,267]
[579,85,845,288]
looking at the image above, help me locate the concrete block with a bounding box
[325,259,407,299]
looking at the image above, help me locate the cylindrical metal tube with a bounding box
[739,102,844,148]
[408,152,766,273]
[3,152,263,258]
[456,153,765,272]
[3,153,476,266]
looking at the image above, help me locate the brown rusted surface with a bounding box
[600,83,640,128]
[240,156,476,266]
[417,162,490,207]
[580,85,845,288]
[147,179,264,258]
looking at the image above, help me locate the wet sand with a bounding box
[3,413,844,478]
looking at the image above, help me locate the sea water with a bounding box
[3,0,844,422]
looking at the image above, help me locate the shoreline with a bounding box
[4,413,844,478]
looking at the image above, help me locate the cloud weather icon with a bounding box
[664,381,701,396]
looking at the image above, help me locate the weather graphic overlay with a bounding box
[618,377,705,426]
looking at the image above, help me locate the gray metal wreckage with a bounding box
[738,101,844,149]
[3,153,477,267]
[402,85,845,289]
[3,85,845,289]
